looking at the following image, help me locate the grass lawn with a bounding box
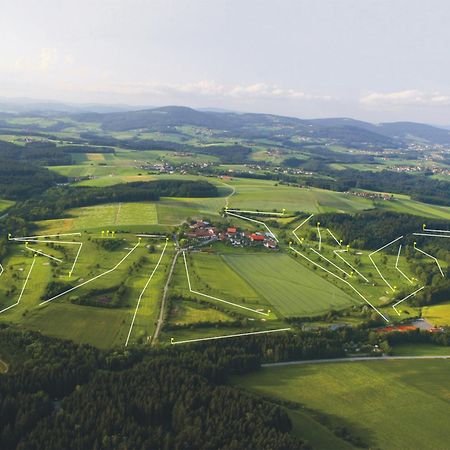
[423,301,450,326]
[24,303,130,349]
[223,253,356,317]
[235,360,450,450]
[0,198,14,213]
[169,298,235,325]
[391,343,450,356]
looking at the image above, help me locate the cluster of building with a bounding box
[184,220,277,249]
[223,227,278,249]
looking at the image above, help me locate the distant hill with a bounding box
[308,117,450,145]
[2,99,450,146]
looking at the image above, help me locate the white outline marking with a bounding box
[0,257,36,314]
[327,228,341,246]
[171,327,291,345]
[309,247,351,276]
[125,240,169,347]
[25,246,63,263]
[333,250,369,282]
[414,244,445,278]
[392,286,426,315]
[9,232,81,241]
[292,214,314,243]
[225,209,285,216]
[317,223,322,251]
[289,245,389,322]
[226,211,278,242]
[69,243,83,277]
[368,236,403,292]
[39,242,140,306]
[422,227,450,233]
[413,233,450,239]
[0,263,4,277]
[183,251,269,316]
[395,245,413,284]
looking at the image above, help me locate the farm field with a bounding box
[37,197,224,233]
[226,178,373,213]
[170,252,268,315]
[235,360,450,450]
[223,253,356,316]
[23,303,130,349]
[423,301,450,326]
[168,298,235,325]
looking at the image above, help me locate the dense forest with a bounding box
[314,211,450,250]
[1,325,448,449]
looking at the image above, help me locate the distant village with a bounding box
[184,220,278,249]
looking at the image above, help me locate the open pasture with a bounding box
[423,301,450,327]
[235,359,450,450]
[226,178,373,213]
[223,253,355,317]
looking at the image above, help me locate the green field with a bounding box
[0,233,171,348]
[235,360,450,450]
[170,252,266,314]
[423,301,450,327]
[226,178,373,213]
[223,253,356,316]
[0,198,14,213]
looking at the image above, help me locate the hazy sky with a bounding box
[1,0,450,123]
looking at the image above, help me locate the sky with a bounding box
[1,0,450,123]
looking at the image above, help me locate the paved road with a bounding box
[262,354,450,368]
[152,248,180,345]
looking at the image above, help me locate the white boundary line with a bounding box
[368,236,403,292]
[327,228,341,246]
[69,243,83,277]
[226,209,284,216]
[392,286,426,316]
[8,233,83,278]
[39,241,141,306]
[309,247,351,276]
[0,256,36,315]
[292,214,314,243]
[9,232,81,241]
[395,244,413,284]
[413,233,450,239]
[125,240,169,347]
[25,245,63,263]
[183,251,269,316]
[414,243,445,278]
[289,245,389,322]
[333,250,369,282]
[226,211,278,242]
[0,263,4,277]
[423,226,450,233]
[171,327,291,345]
[317,222,322,251]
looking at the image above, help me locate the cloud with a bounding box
[79,80,333,102]
[360,90,450,107]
